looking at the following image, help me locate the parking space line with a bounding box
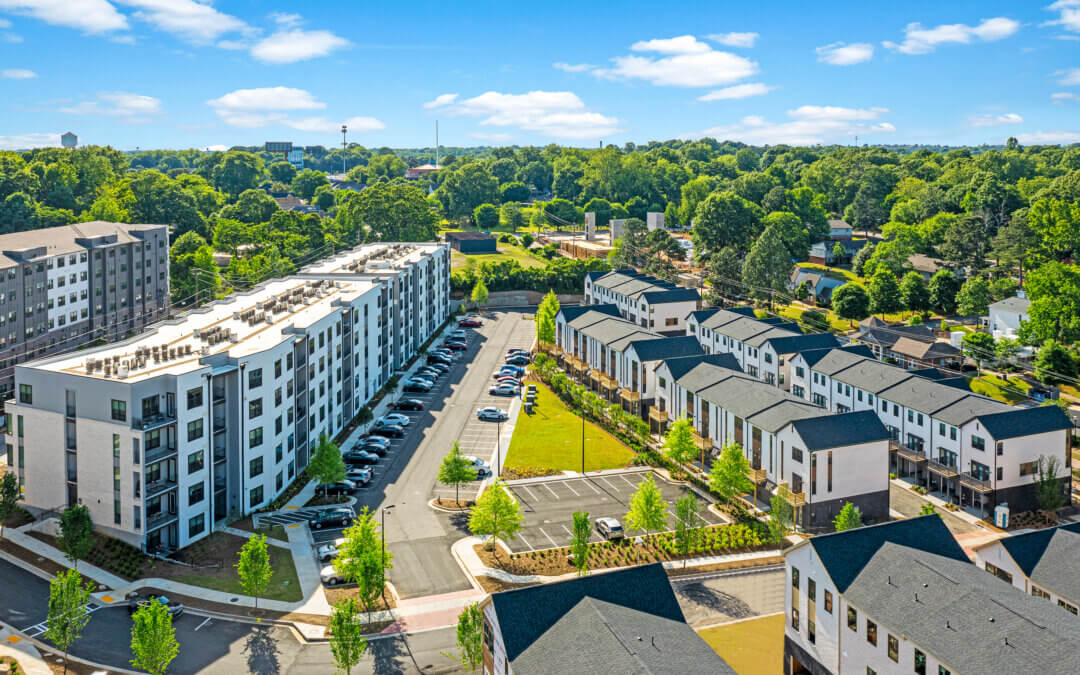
[537,527,559,548]
[521,485,541,502]
[599,476,620,492]
[562,481,579,496]
[542,483,560,500]
[580,479,601,494]
[618,474,638,490]
[560,524,574,540]
[516,533,535,551]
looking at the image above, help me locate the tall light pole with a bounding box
[581,407,586,475]
[341,124,348,175]
[495,419,501,479]
[380,503,395,605]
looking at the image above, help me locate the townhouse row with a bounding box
[4,242,451,553]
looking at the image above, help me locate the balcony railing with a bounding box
[145,509,178,532]
[621,388,641,402]
[144,442,177,465]
[779,484,806,506]
[213,418,226,433]
[960,472,993,493]
[132,413,176,432]
[648,408,668,423]
[144,477,177,498]
[749,468,768,483]
[895,445,927,463]
[926,458,959,478]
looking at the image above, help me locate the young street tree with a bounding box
[624,474,668,540]
[769,486,795,543]
[236,534,273,612]
[443,602,484,674]
[569,510,591,576]
[832,283,870,327]
[470,278,489,309]
[0,471,19,541]
[129,592,180,675]
[708,442,754,506]
[832,502,863,531]
[1035,455,1066,513]
[308,433,346,494]
[58,504,93,569]
[468,479,523,559]
[663,417,698,466]
[329,598,369,675]
[673,494,701,567]
[437,441,477,508]
[45,569,92,675]
[336,507,393,614]
[535,290,560,347]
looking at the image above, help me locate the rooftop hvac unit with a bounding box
[85,359,94,373]
[200,346,210,356]
[185,344,192,355]
[117,364,129,378]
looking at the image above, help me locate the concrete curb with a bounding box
[0,619,142,675]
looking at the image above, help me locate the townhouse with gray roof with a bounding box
[785,515,1080,675]
[583,269,700,334]
[974,522,1080,614]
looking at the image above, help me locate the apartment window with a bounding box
[867,619,877,646]
[276,471,283,491]
[887,634,899,662]
[807,578,816,644]
[275,359,282,378]
[249,427,264,447]
[824,590,833,614]
[907,409,914,423]
[249,457,263,478]
[664,317,677,327]
[275,444,283,463]
[249,398,263,419]
[984,562,1013,584]
[187,450,204,473]
[187,387,202,409]
[1032,586,1050,599]
[996,441,1004,456]
[18,384,31,404]
[188,482,204,505]
[790,567,800,630]
[1059,599,1079,614]
[145,429,160,450]
[938,668,951,675]
[837,382,842,393]
[868,669,876,675]
[249,486,264,507]
[810,454,817,495]
[275,416,283,435]
[971,435,985,451]
[188,513,205,537]
[847,607,857,631]
[275,388,282,407]
[949,426,956,441]
[248,368,263,389]
[286,353,293,370]
[111,399,127,421]
[187,419,203,442]
[792,447,804,463]
[996,466,1003,481]
[915,648,927,675]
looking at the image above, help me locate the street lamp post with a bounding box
[495,420,501,478]
[380,503,395,604]
[581,408,585,475]
[341,125,348,175]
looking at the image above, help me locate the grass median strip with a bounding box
[176,544,302,603]
[505,383,634,473]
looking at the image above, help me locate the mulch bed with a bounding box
[432,498,474,509]
[323,586,397,611]
[475,575,539,594]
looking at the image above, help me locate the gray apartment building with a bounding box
[0,221,170,401]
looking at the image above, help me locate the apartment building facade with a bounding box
[583,269,699,333]
[974,521,1080,614]
[6,243,451,553]
[0,221,170,401]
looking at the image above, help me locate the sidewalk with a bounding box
[0,623,51,675]
[889,478,991,529]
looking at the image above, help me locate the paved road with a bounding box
[287,628,460,674]
[671,566,786,628]
[889,483,979,534]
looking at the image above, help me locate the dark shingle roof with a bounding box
[627,336,703,362]
[989,296,1030,314]
[890,336,960,360]
[687,309,719,324]
[762,332,842,356]
[976,405,1074,440]
[445,231,496,241]
[789,410,890,451]
[811,347,876,376]
[491,563,734,674]
[997,523,1080,602]
[857,322,935,349]
[726,306,759,317]
[797,344,874,368]
[557,303,622,324]
[641,288,701,304]
[661,353,743,381]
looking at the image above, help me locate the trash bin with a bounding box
[994,503,1009,529]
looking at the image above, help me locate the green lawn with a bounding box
[796,262,863,285]
[968,374,1032,404]
[505,384,635,473]
[177,544,302,602]
[451,244,547,270]
[773,305,854,333]
[697,614,784,675]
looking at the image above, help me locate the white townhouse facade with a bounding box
[790,347,1073,516]
[583,269,700,333]
[974,522,1080,615]
[5,243,452,553]
[986,294,1030,340]
[784,515,1080,675]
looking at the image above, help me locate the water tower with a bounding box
[61,132,77,149]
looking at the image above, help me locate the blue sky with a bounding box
[1,0,1079,151]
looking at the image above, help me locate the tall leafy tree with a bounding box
[338,182,438,242]
[473,203,499,230]
[438,163,499,220]
[962,332,996,373]
[535,290,560,346]
[211,150,264,197]
[217,188,278,224]
[692,191,763,258]
[437,441,477,507]
[290,169,329,201]
[832,283,870,327]
[468,479,523,558]
[57,505,93,570]
[1033,340,1076,384]
[708,442,753,506]
[663,417,698,466]
[235,534,273,611]
[761,210,812,260]
[268,161,297,184]
[928,269,961,315]
[832,502,863,531]
[569,511,591,576]
[624,474,668,539]
[129,593,180,675]
[741,223,794,307]
[335,507,393,614]
[0,471,19,542]
[955,277,992,316]
[704,246,742,306]
[329,598,369,675]
[1018,262,1080,345]
[470,278,489,308]
[868,270,902,318]
[45,569,92,675]
[308,433,347,494]
[899,271,930,315]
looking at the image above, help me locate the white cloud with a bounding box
[707,32,758,48]
[446,90,621,139]
[594,35,758,87]
[698,83,773,101]
[423,93,458,109]
[691,105,894,145]
[2,68,36,79]
[1056,67,1080,85]
[972,112,1024,127]
[205,144,228,152]
[815,41,874,65]
[207,87,381,133]
[0,132,60,150]
[1015,130,1080,144]
[286,115,385,133]
[114,0,249,44]
[59,91,162,116]
[250,29,349,63]
[269,11,302,28]
[0,0,127,33]
[1052,92,1080,102]
[553,62,595,73]
[1043,0,1080,33]
[207,87,326,112]
[883,17,1020,54]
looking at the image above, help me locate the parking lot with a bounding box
[503,470,725,552]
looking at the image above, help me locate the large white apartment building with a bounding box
[583,269,700,333]
[784,515,1080,675]
[5,242,451,553]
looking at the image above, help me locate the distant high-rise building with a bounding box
[287,148,304,170]
[61,132,77,149]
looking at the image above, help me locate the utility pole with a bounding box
[435,120,440,168]
[581,408,585,474]
[341,125,348,175]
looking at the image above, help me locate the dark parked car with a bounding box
[370,424,405,438]
[357,442,388,457]
[308,508,354,530]
[319,481,357,496]
[394,398,424,411]
[443,341,468,351]
[426,361,450,373]
[127,593,183,617]
[403,381,431,393]
[458,318,482,327]
[507,348,529,356]
[505,355,530,366]
[343,450,379,466]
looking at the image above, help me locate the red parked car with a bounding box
[458,318,482,327]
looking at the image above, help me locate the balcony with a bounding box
[648,408,668,423]
[145,509,178,532]
[779,484,806,506]
[213,417,226,433]
[144,442,177,465]
[132,412,176,432]
[212,391,226,405]
[959,472,993,493]
[895,445,927,463]
[926,458,958,479]
[621,388,641,403]
[144,477,177,498]
[749,468,768,484]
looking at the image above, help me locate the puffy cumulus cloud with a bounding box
[972,112,1024,127]
[205,144,228,152]
[698,83,773,101]
[423,93,458,109]
[707,32,758,48]
[593,35,757,87]
[115,0,250,44]
[0,132,60,150]
[1043,0,1080,33]
[59,91,162,117]
[207,87,381,133]
[691,105,894,145]
[286,115,384,133]
[1052,92,1080,103]
[2,68,36,79]
[443,90,621,140]
[1015,130,1080,144]
[207,87,325,112]
[0,0,127,33]
[553,62,595,73]
[883,17,1020,54]
[1056,67,1080,85]
[269,11,302,28]
[815,41,874,65]
[250,29,349,64]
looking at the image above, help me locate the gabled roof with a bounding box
[857,322,935,348]
[699,309,753,331]
[877,373,972,412]
[996,523,1080,602]
[795,344,874,368]
[989,296,1031,315]
[726,306,759,317]
[930,394,1010,426]
[832,358,916,394]
[627,336,703,362]
[585,270,605,283]
[660,353,743,381]
[789,410,890,451]
[687,309,719,324]
[589,269,680,301]
[889,336,960,360]
[976,405,1074,440]
[811,348,877,377]
[828,219,852,230]
[577,317,658,350]
[744,325,801,348]
[641,288,701,304]
[445,231,495,241]
[762,332,842,356]
[491,563,734,674]
[558,303,622,325]
[745,399,822,433]
[674,362,744,395]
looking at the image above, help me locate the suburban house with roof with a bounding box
[784,515,1080,675]
[827,219,852,239]
[789,266,849,303]
[807,239,868,267]
[584,269,700,333]
[856,316,960,369]
[974,522,1080,615]
[480,563,734,675]
[986,294,1030,339]
[444,230,497,254]
[908,253,966,282]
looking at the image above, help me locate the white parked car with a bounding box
[320,562,350,586]
[463,455,492,478]
[477,407,508,421]
[316,538,346,563]
[379,413,411,427]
